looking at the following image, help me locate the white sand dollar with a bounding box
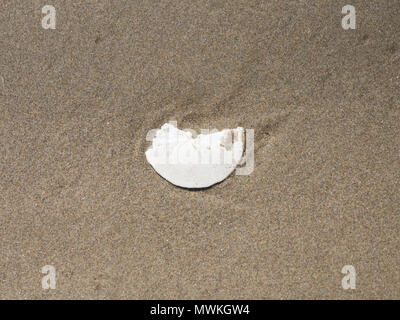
[145,123,245,188]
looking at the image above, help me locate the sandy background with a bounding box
[0,0,399,299]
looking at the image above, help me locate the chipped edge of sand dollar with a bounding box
[145,123,245,188]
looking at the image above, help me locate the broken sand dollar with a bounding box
[145,123,245,188]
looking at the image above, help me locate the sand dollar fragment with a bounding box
[145,123,245,188]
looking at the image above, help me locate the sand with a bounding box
[0,0,399,299]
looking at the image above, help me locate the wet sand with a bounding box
[0,0,399,299]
